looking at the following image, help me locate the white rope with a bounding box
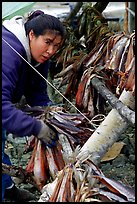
[2,37,99,127]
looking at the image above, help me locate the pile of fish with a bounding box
[38,146,135,202]
[51,3,135,117]
[24,106,104,191]
[25,137,66,191]
[23,105,135,202]
[54,31,135,116]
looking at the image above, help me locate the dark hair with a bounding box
[24,10,66,38]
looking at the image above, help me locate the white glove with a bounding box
[37,120,57,147]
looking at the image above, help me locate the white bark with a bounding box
[77,89,135,165]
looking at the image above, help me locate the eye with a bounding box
[45,41,50,45]
[54,45,58,49]
[54,44,60,49]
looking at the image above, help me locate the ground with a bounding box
[101,125,135,189]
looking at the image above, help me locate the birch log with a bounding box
[77,89,135,165]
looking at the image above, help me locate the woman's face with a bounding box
[29,30,63,63]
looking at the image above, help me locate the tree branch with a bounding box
[93,2,109,13]
[65,2,83,23]
[91,76,135,126]
[2,163,38,188]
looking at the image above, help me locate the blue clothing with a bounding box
[2,25,52,136]
[2,128,13,201]
[2,17,53,201]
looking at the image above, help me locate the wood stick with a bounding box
[2,163,38,188]
[91,76,135,126]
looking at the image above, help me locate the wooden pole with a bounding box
[124,2,129,34]
[91,77,135,126]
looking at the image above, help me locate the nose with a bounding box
[47,45,55,55]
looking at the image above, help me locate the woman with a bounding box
[2,10,66,202]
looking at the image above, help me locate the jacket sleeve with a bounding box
[2,29,41,137]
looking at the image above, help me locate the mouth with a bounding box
[41,55,49,61]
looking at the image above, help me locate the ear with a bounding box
[28,30,35,41]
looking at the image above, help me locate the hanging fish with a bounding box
[33,140,49,191]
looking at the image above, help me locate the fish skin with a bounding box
[34,140,48,190]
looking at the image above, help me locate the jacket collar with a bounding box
[3,16,31,63]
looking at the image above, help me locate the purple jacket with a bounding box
[2,25,52,137]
